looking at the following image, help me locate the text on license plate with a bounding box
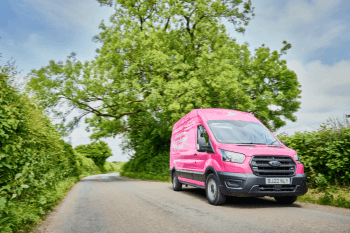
[266,178,290,184]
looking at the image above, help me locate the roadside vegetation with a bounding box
[278,117,350,208]
[119,171,171,183]
[0,62,119,233]
[111,161,127,173]
[297,186,350,209]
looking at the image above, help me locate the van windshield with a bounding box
[207,120,280,145]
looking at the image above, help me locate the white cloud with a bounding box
[279,0,341,25]
[275,59,350,136]
[221,0,350,136]
[228,0,348,60]
[292,59,350,111]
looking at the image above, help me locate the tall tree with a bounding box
[28,0,300,140]
[74,141,112,166]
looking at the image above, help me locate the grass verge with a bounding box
[2,176,81,233]
[296,186,350,209]
[119,171,171,183]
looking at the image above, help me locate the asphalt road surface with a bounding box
[32,173,350,233]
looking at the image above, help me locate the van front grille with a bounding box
[250,155,296,177]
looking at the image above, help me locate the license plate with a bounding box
[266,178,290,184]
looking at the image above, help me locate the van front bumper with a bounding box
[217,172,308,197]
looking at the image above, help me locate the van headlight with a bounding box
[294,153,301,164]
[220,149,245,164]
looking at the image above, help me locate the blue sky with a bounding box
[1,0,350,162]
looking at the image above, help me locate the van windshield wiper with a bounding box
[269,140,278,145]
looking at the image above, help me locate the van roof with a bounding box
[173,108,260,129]
[197,108,260,122]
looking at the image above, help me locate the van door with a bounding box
[193,125,213,174]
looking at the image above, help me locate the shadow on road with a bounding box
[171,186,303,209]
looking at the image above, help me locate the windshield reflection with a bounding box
[207,120,280,145]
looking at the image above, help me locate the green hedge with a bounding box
[0,74,119,232]
[278,123,350,187]
[0,75,78,232]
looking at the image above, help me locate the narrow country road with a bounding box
[32,173,350,233]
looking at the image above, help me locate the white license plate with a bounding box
[266,178,290,184]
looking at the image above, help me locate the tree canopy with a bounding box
[74,141,112,166]
[27,0,301,140]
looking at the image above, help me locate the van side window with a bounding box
[197,125,212,148]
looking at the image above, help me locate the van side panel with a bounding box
[170,111,198,172]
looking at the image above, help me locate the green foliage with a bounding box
[0,72,72,197]
[0,64,77,232]
[109,161,126,172]
[28,0,299,138]
[75,152,102,177]
[297,188,350,209]
[27,0,302,181]
[277,118,350,187]
[120,171,171,183]
[0,62,119,232]
[74,140,112,167]
[1,176,79,233]
[121,112,171,176]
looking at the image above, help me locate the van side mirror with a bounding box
[281,141,286,146]
[197,138,213,153]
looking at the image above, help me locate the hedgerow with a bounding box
[0,66,118,232]
[278,118,350,188]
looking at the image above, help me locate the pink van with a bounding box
[170,109,308,205]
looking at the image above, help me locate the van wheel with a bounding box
[274,196,297,205]
[172,172,182,191]
[206,174,226,205]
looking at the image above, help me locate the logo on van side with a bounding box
[173,133,188,151]
[226,112,236,116]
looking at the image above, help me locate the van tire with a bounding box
[172,171,182,191]
[274,196,297,205]
[206,174,226,205]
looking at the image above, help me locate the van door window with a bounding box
[197,125,214,151]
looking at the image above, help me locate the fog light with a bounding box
[226,180,243,188]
